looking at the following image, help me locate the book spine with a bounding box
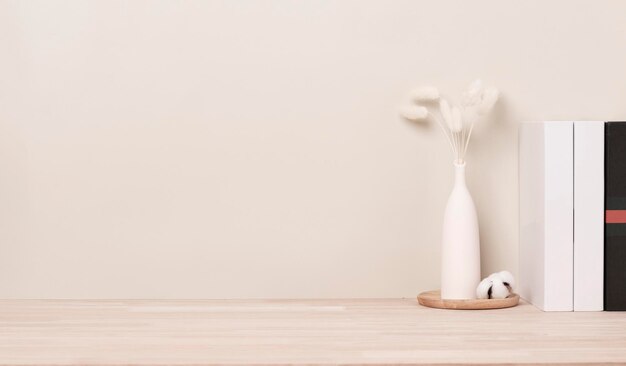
[605,122,626,311]
[519,122,546,309]
[543,122,574,311]
[519,122,574,311]
[573,121,604,311]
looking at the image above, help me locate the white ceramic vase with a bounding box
[440,161,481,300]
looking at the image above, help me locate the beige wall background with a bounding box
[1,0,625,298]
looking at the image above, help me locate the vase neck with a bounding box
[454,162,466,187]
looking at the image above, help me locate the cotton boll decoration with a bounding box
[399,105,429,121]
[476,271,516,299]
[498,270,515,291]
[489,277,511,299]
[475,278,493,300]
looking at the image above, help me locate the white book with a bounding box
[519,121,574,311]
[573,121,604,311]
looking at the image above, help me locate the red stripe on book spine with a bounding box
[606,210,626,223]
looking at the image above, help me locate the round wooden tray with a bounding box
[417,290,519,310]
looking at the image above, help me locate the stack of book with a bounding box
[519,121,625,311]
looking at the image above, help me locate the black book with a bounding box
[605,122,626,310]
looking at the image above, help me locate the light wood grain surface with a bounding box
[1,299,625,365]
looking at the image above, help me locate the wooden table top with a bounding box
[1,298,625,365]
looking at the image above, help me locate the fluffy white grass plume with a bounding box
[478,87,499,115]
[399,105,428,121]
[462,79,484,106]
[439,99,453,128]
[399,79,499,163]
[451,106,462,133]
[476,270,515,299]
[410,86,440,102]
[462,107,479,126]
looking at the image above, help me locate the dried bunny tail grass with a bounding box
[399,105,429,120]
[400,79,499,163]
[462,85,499,157]
[451,106,462,133]
[439,99,453,129]
[467,79,484,93]
[477,87,499,115]
[461,79,484,106]
[462,106,479,126]
[410,86,440,102]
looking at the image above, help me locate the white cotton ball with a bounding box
[410,86,440,102]
[476,277,493,299]
[489,277,510,299]
[399,105,428,121]
[476,271,515,299]
[498,270,515,291]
